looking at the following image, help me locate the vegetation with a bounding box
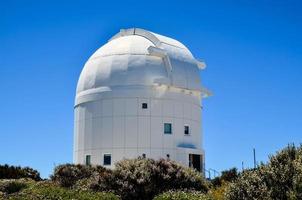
[108,158,208,200]
[0,179,30,195]
[0,179,118,200]
[0,164,41,181]
[51,158,208,200]
[225,144,302,200]
[153,190,212,200]
[51,164,110,188]
[1,144,302,199]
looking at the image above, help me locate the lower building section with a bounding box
[74,86,204,173]
[74,147,204,173]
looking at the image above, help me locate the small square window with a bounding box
[164,123,172,134]
[142,103,148,109]
[103,154,111,166]
[184,125,189,135]
[85,155,91,166]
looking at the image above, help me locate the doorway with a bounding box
[189,154,202,172]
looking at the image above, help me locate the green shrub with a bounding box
[208,181,230,200]
[225,167,270,200]
[0,179,30,194]
[225,144,302,200]
[7,180,119,200]
[153,190,212,200]
[88,169,115,192]
[153,159,208,192]
[51,164,110,188]
[0,164,41,181]
[107,158,208,200]
[211,168,238,188]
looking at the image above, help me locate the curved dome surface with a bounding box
[76,28,202,97]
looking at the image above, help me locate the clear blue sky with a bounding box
[1,0,302,178]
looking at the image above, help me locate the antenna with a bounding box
[253,148,257,168]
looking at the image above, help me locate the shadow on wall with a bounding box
[177,143,196,149]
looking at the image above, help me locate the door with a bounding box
[189,154,202,172]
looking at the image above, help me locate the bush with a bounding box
[0,179,30,194]
[208,181,230,200]
[50,159,208,199]
[225,167,270,200]
[0,164,41,181]
[211,168,238,188]
[225,144,302,200]
[108,158,208,200]
[153,190,212,200]
[7,180,119,200]
[51,164,110,188]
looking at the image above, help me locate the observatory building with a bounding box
[74,28,210,172]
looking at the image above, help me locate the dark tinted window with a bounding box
[103,154,111,165]
[85,155,91,166]
[164,123,172,134]
[184,125,189,135]
[142,103,148,109]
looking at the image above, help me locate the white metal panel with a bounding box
[113,98,125,116]
[112,148,124,165]
[174,101,183,117]
[125,117,138,148]
[83,119,93,150]
[74,107,79,122]
[150,99,162,116]
[150,149,163,160]
[192,104,201,122]
[77,105,85,121]
[138,116,150,148]
[150,117,162,148]
[77,120,85,151]
[113,117,124,148]
[163,149,175,160]
[92,118,102,149]
[183,103,192,119]
[138,148,151,158]
[174,118,184,147]
[124,149,138,159]
[125,98,137,116]
[101,117,113,148]
[162,100,174,117]
[102,99,113,117]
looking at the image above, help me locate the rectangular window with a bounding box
[142,103,148,109]
[164,123,172,134]
[184,125,189,135]
[85,155,91,166]
[103,154,111,166]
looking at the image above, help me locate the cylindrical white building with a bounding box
[74,28,209,172]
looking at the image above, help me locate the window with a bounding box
[164,123,172,134]
[184,125,189,135]
[103,154,111,166]
[142,103,148,109]
[85,155,91,166]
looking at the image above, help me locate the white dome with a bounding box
[76,28,203,99]
[74,28,207,171]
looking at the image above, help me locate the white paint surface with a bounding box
[74,28,208,172]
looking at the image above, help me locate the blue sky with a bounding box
[1,0,302,178]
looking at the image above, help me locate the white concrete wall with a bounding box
[74,85,204,169]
